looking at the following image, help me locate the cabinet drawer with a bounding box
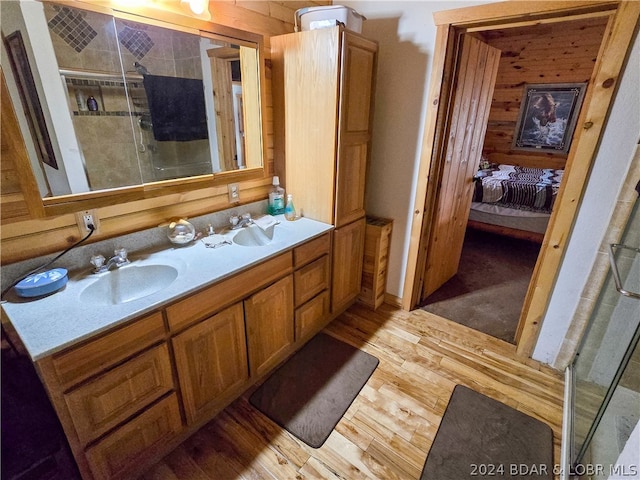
[85,393,182,480]
[294,254,330,307]
[294,233,330,268]
[64,344,174,446]
[295,290,330,340]
[50,312,165,388]
[167,252,293,332]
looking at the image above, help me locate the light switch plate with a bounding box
[228,183,240,203]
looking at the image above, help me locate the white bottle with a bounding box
[268,176,285,215]
[75,89,88,111]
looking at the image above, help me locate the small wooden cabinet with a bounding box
[360,216,393,309]
[172,302,248,425]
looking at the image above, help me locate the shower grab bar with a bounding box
[608,243,640,299]
[59,68,143,83]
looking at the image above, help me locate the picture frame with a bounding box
[3,30,58,169]
[512,83,587,154]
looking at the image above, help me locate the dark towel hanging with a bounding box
[142,74,209,142]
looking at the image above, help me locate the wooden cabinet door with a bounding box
[64,344,174,446]
[245,275,294,378]
[332,217,366,314]
[335,32,377,227]
[85,393,182,480]
[172,303,248,425]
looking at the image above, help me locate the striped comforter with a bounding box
[473,164,563,213]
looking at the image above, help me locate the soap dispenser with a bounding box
[284,194,297,221]
[268,176,285,215]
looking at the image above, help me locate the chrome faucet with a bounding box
[90,248,130,274]
[229,213,252,230]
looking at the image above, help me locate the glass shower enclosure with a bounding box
[570,196,639,479]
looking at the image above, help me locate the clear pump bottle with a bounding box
[284,194,297,221]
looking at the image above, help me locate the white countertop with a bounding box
[2,216,333,361]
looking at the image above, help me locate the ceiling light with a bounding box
[182,0,208,16]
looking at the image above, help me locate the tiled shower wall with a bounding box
[44,4,209,190]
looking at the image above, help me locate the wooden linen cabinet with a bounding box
[272,25,378,315]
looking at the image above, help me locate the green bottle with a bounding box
[268,176,285,215]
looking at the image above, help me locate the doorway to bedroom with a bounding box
[417,9,612,344]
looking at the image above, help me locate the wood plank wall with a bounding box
[480,16,609,170]
[0,1,330,265]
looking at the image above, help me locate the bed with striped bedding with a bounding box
[468,163,564,241]
[472,163,563,214]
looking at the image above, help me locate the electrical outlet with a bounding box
[75,209,99,234]
[228,183,240,203]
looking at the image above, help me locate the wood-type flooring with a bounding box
[141,303,564,480]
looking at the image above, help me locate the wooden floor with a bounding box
[141,303,565,480]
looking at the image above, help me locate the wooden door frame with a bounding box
[402,1,640,359]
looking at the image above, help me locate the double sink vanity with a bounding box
[2,215,335,479]
[1,0,378,476]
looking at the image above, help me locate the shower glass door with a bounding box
[571,197,640,477]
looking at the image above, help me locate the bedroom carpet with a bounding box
[420,385,553,479]
[249,333,379,448]
[421,228,541,343]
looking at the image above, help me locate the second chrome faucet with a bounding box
[90,248,130,274]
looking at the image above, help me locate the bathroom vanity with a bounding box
[2,217,333,480]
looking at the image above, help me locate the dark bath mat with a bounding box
[421,385,553,480]
[249,332,379,448]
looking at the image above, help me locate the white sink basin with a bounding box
[232,224,279,247]
[79,264,178,305]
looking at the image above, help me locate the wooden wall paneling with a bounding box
[208,1,331,47]
[481,16,609,169]
[0,2,328,266]
[0,176,271,264]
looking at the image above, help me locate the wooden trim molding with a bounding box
[403,0,640,360]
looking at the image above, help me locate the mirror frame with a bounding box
[10,0,268,217]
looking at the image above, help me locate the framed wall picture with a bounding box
[3,30,59,169]
[512,83,587,154]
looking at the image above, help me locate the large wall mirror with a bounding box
[1,0,266,215]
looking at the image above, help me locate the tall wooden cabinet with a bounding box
[272,26,377,315]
